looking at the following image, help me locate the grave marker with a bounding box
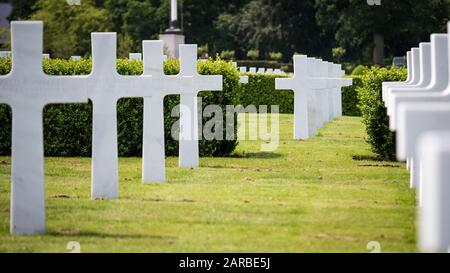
[0,21,88,234]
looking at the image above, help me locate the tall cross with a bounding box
[141,43,222,181]
[0,21,89,234]
[275,55,326,140]
[87,35,218,197]
[177,45,222,168]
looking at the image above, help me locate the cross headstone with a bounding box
[388,34,449,131]
[239,66,249,84]
[141,42,222,181]
[386,42,432,115]
[177,45,223,168]
[0,21,88,234]
[87,35,210,195]
[383,47,420,104]
[275,55,326,140]
[417,130,450,253]
[384,46,424,106]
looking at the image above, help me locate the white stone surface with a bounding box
[418,131,450,252]
[389,34,448,131]
[71,55,81,61]
[177,45,223,168]
[249,67,256,73]
[384,45,429,108]
[386,43,432,115]
[382,47,420,104]
[239,66,249,84]
[275,55,326,140]
[141,43,222,180]
[396,102,450,190]
[87,36,214,195]
[257,67,265,74]
[0,21,88,234]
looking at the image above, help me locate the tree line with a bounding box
[3,0,450,65]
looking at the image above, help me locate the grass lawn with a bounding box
[0,114,416,252]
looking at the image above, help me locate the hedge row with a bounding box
[342,76,363,116]
[0,57,240,157]
[240,73,362,116]
[356,66,407,161]
[240,73,293,113]
[0,56,362,158]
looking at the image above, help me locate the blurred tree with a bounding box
[8,0,38,20]
[316,0,450,64]
[214,0,327,61]
[31,0,112,58]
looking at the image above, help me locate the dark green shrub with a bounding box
[246,49,260,60]
[357,66,407,160]
[220,50,235,60]
[268,52,283,62]
[0,57,240,157]
[342,76,362,116]
[240,73,292,113]
[352,65,366,76]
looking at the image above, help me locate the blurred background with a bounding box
[0,0,449,71]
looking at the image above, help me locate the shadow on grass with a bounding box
[48,230,177,240]
[352,154,382,162]
[231,152,283,159]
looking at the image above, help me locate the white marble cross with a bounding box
[141,43,222,181]
[417,130,450,252]
[333,64,352,118]
[326,63,352,120]
[177,45,223,168]
[382,48,420,104]
[0,21,89,234]
[388,36,448,190]
[384,46,427,107]
[87,35,214,196]
[386,43,432,115]
[388,34,448,131]
[239,66,249,84]
[275,55,326,140]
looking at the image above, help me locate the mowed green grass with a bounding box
[0,114,416,252]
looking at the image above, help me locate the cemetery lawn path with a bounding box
[0,115,415,252]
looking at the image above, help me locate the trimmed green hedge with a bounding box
[240,73,292,113]
[342,76,363,116]
[357,66,407,161]
[240,73,362,116]
[0,57,240,157]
